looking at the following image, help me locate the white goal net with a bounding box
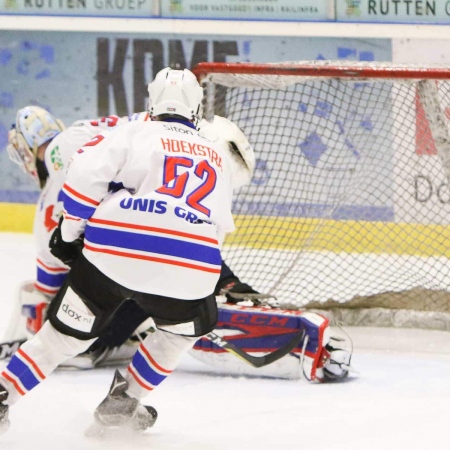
[193,60,450,330]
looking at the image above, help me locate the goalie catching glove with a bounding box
[49,217,84,267]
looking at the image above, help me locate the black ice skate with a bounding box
[87,369,157,436]
[0,383,9,435]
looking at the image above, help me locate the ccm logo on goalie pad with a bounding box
[56,287,95,333]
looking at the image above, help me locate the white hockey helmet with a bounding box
[148,68,203,122]
[199,115,255,189]
[7,106,65,183]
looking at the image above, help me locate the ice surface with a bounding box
[0,233,448,449]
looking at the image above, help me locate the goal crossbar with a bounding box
[193,61,450,81]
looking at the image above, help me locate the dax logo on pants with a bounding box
[56,286,95,333]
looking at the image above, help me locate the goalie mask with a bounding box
[148,68,203,123]
[199,115,255,189]
[7,106,65,186]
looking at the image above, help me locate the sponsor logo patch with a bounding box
[56,286,95,333]
[50,145,63,171]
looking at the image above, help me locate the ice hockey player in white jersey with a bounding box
[0,67,247,434]
[5,106,153,367]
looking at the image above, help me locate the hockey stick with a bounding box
[0,339,26,361]
[205,330,305,368]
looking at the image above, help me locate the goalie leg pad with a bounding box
[191,303,330,381]
[22,301,48,335]
[3,280,51,343]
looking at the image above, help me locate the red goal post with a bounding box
[193,61,450,80]
[193,60,450,331]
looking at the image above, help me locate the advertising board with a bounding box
[336,0,450,23]
[161,0,329,21]
[0,0,156,17]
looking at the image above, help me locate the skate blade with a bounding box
[85,420,151,438]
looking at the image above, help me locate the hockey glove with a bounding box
[49,218,84,267]
[215,277,260,304]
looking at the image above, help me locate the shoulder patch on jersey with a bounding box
[50,146,64,171]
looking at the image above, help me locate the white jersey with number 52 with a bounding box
[61,119,236,300]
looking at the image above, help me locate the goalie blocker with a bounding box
[191,303,352,382]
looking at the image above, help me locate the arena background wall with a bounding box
[1,14,450,241]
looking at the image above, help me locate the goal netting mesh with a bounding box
[193,61,450,331]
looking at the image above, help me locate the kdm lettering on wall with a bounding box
[96,38,238,115]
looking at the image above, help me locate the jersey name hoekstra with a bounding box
[160,138,223,172]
